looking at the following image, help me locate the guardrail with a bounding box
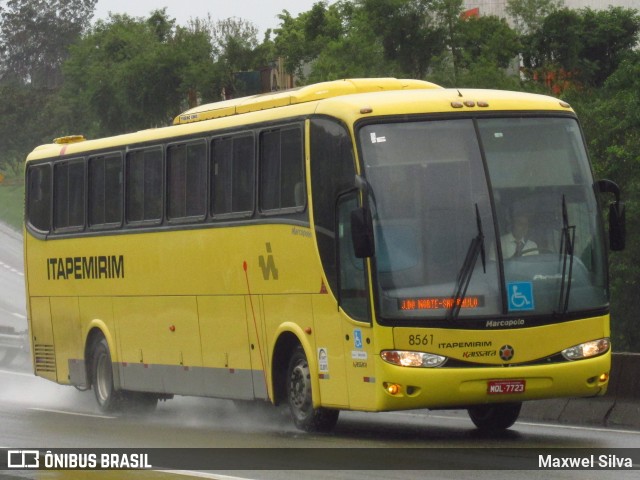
[520,353,640,429]
[0,327,29,367]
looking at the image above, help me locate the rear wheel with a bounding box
[91,337,157,414]
[91,338,124,412]
[286,346,339,432]
[467,402,522,432]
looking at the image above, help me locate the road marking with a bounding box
[515,420,640,436]
[29,407,116,419]
[0,368,33,377]
[391,411,640,436]
[164,472,256,480]
[0,260,24,276]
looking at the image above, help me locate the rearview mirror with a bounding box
[596,179,625,251]
[351,207,375,258]
[608,202,625,251]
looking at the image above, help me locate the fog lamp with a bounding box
[384,383,402,395]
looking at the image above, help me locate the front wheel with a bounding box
[286,346,339,432]
[467,402,522,432]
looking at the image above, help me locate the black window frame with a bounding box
[125,146,164,226]
[26,162,53,234]
[259,123,306,216]
[88,152,124,230]
[210,131,256,220]
[53,157,86,233]
[166,139,208,223]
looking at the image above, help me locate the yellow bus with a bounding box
[23,78,625,432]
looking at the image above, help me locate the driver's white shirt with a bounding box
[500,233,538,258]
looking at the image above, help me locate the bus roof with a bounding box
[172,78,441,125]
[26,79,574,162]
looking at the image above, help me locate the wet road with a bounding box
[1,365,639,479]
[1,223,639,479]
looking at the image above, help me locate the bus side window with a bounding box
[211,134,255,217]
[126,148,163,224]
[260,125,305,213]
[53,159,85,231]
[167,141,207,221]
[89,153,123,227]
[26,164,52,232]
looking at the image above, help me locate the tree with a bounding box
[275,1,345,80]
[567,52,640,351]
[361,0,447,79]
[62,10,216,136]
[0,0,97,88]
[458,16,521,71]
[506,0,564,33]
[194,15,272,97]
[520,7,640,92]
[580,7,640,87]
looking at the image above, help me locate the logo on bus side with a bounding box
[46,255,124,280]
[258,243,279,280]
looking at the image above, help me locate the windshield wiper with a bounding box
[447,204,486,321]
[557,194,575,314]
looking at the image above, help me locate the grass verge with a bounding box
[0,177,24,231]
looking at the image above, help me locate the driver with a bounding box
[501,214,538,258]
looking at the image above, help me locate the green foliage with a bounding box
[0,0,97,88]
[506,0,564,33]
[565,52,640,351]
[61,10,217,135]
[362,0,448,78]
[0,183,25,231]
[275,1,347,80]
[457,16,522,70]
[522,7,640,89]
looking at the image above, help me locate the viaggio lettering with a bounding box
[46,255,125,280]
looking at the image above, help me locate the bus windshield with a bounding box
[359,116,607,322]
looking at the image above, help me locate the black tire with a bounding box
[286,346,339,432]
[90,337,158,414]
[467,402,522,432]
[91,337,125,413]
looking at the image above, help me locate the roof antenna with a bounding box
[457,89,463,97]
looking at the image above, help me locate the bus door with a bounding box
[337,193,376,409]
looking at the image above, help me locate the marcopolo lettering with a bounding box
[46,255,125,280]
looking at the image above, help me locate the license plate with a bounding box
[487,379,526,394]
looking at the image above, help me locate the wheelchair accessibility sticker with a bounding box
[507,281,535,311]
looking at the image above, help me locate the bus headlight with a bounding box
[561,338,610,361]
[381,350,447,368]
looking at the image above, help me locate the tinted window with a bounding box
[26,164,52,232]
[126,148,163,223]
[260,126,304,212]
[54,159,85,230]
[167,141,207,220]
[89,153,123,226]
[211,134,254,217]
[310,119,356,298]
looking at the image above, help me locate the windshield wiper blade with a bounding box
[447,205,486,321]
[557,194,575,314]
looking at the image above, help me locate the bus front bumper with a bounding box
[373,352,610,411]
